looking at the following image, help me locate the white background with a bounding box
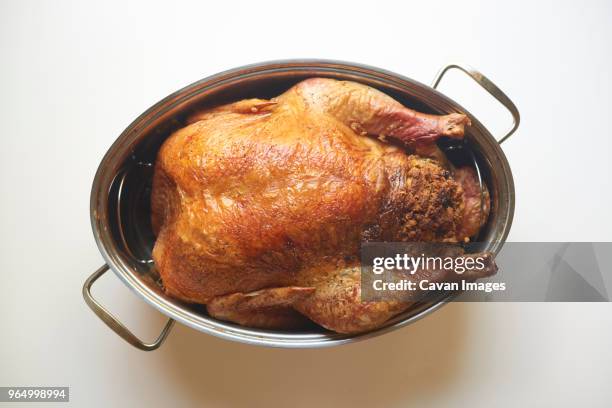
[1,0,611,406]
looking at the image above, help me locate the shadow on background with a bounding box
[156,304,468,407]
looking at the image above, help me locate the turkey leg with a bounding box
[295,252,498,334]
[284,78,471,144]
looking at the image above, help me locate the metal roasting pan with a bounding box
[83,60,519,350]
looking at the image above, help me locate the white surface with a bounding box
[1,0,611,406]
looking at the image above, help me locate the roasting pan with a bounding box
[83,60,519,350]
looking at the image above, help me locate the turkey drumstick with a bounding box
[286,78,470,143]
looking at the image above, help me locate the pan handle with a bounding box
[432,63,520,144]
[82,264,175,351]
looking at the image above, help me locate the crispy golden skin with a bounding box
[151,78,492,333]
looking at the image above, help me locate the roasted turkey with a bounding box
[151,78,496,334]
